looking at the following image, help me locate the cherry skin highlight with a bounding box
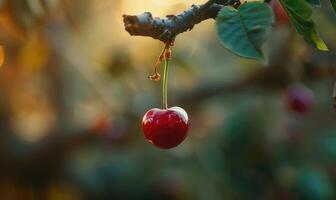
[142,107,189,149]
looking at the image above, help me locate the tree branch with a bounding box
[122,1,226,43]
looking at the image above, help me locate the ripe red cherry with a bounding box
[142,106,189,149]
[286,84,315,114]
[271,0,289,25]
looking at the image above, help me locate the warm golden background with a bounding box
[0,0,335,199]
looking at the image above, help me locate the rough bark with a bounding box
[122,0,231,42]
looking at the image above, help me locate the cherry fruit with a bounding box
[286,84,315,114]
[142,43,189,149]
[142,107,189,149]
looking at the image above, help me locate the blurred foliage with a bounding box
[0,0,334,199]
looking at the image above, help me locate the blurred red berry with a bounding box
[271,0,289,25]
[286,84,315,114]
[142,107,189,149]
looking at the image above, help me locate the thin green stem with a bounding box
[162,59,170,109]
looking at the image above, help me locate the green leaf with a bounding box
[216,2,274,61]
[280,0,328,51]
[306,0,321,6]
[331,0,336,13]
